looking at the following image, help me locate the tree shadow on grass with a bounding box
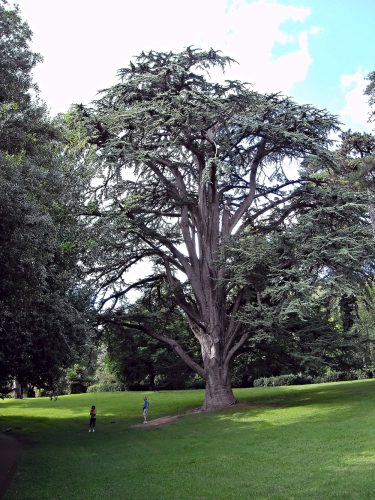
[195,382,375,499]
[236,380,375,410]
[216,381,375,435]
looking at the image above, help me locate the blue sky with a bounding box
[290,0,374,126]
[15,0,374,132]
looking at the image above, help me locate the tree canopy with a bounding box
[0,1,91,392]
[3,7,375,403]
[75,47,350,409]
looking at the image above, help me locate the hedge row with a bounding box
[253,369,374,387]
[87,382,125,393]
[86,379,205,393]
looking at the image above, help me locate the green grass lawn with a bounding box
[2,380,375,499]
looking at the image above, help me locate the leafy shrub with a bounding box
[253,374,313,387]
[87,382,125,393]
[254,369,374,387]
[349,369,374,380]
[185,378,205,389]
[70,382,87,394]
[317,369,374,383]
[315,370,346,383]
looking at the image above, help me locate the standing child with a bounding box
[89,405,96,432]
[143,396,149,423]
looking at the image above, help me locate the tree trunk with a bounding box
[192,293,238,410]
[367,189,375,239]
[202,361,236,410]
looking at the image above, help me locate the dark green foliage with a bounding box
[65,363,95,394]
[253,374,313,387]
[227,180,375,382]
[0,0,41,104]
[253,369,373,387]
[87,382,125,393]
[0,2,91,391]
[101,287,201,390]
[105,328,194,389]
[340,294,357,332]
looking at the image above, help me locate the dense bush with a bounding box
[253,374,313,387]
[316,369,374,383]
[351,369,374,380]
[185,378,205,389]
[87,382,125,393]
[253,369,374,387]
[66,364,94,394]
[314,371,346,383]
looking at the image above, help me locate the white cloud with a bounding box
[223,1,315,92]
[15,0,316,114]
[340,67,371,131]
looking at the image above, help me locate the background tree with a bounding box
[365,71,375,124]
[102,287,201,390]
[336,131,375,235]
[77,48,341,409]
[0,1,91,393]
[228,178,375,384]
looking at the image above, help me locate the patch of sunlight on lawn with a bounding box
[218,403,349,426]
[1,399,88,420]
[2,407,83,419]
[341,450,375,466]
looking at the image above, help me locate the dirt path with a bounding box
[131,415,179,428]
[131,408,202,429]
[0,433,22,498]
[130,402,277,429]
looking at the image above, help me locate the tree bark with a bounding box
[202,361,236,410]
[199,331,236,410]
[367,188,375,239]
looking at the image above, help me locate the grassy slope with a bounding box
[2,380,375,499]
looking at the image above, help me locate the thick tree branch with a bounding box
[229,138,267,232]
[100,314,205,378]
[99,274,165,308]
[225,332,249,364]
